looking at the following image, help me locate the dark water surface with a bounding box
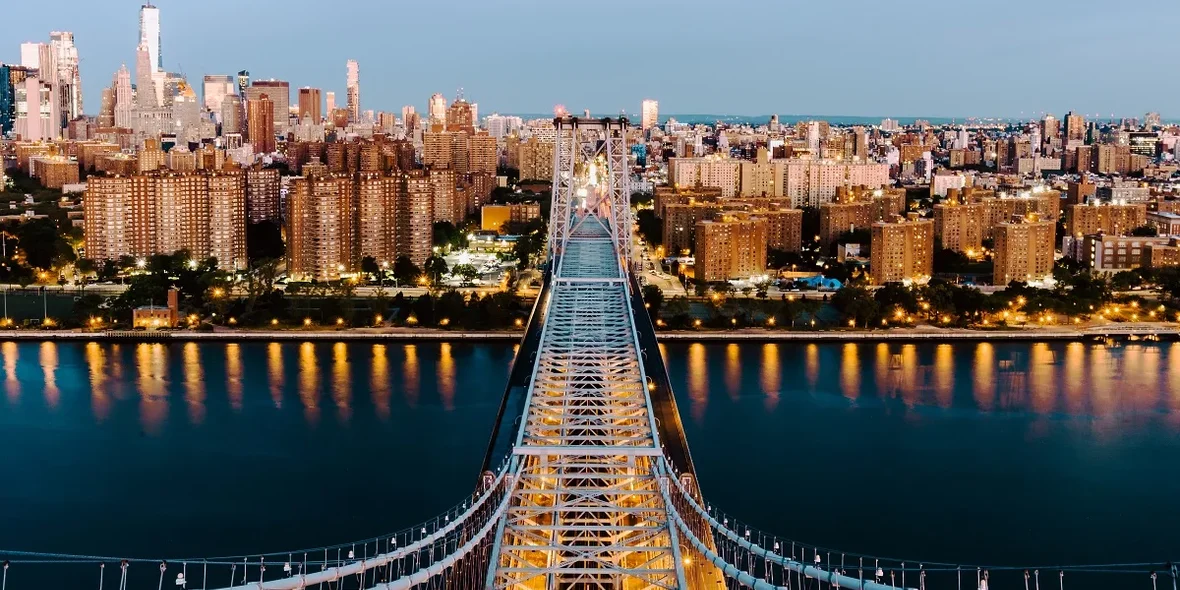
[1,339,1177,570]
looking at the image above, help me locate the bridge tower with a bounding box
[547,117,633,268]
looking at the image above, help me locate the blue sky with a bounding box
[6,0,1176,119]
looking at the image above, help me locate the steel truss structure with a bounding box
[548,117,633,269]
[489,211,685,589]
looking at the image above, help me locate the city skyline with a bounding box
[5,0,1179,120]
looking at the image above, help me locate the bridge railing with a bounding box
[660,455,1176,590]
[0,466,515,590]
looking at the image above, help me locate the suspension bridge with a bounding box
[2,117,1176,589]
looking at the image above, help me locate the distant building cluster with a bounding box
[637,107,1180,287]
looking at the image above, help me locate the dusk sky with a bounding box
[7,0,1177,119]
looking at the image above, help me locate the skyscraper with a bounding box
[49,32,83,124]
[641,99,658,131]
[236,70,249,97]
[202,75,235,113]
[247,93,275,154]
[346,59,360,124]
[428,93,446,124]
[298,87,322,123]
[0,64,34,135]
[325,91,336,116]
[139,3,161,71]
[246,80,290,136]
[97,87,115,128]
[113,65,133,128]
[135,44,157,108]
[220,94,242,135]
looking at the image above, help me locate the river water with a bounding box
[0,339,1176,576]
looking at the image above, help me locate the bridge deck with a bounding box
[490,217,686,589]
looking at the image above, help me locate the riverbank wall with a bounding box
[1,324,1177,343]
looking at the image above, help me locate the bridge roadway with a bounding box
[483,217,719,589]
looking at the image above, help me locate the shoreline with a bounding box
[1,324,1176,343]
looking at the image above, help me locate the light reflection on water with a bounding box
[298,342,320,424]
[661,340,1180,429]
[1,339,1176,573]
[85,342,110,421]
[371,344,391,419]
[332,342,351,422]
[760,343,780,411]
[439,342,455,411]
[3,340,1178,433]
[3,341,17,402]
[41,342,59,409]
[267,342,284,408]
[183,342,205,425]
[686,342,708,423]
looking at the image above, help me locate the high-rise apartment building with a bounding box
[870,214,934,284]
[246,93,276,154]
[202,75,235,113]
[993,218,1055,285]
[446,99,474,132]
[1064,111,1086,142]
[325,91,335,117]
[468,132,497,175]
[695,212,768,282]
[345,60,360,123]
[422,131,455,169]
[817,186,905,246]
[287,173,358,280]
[429,167,460,224]
[1065,203,1147,238]
[641,99,658,131]
[207,170,249,270]
[1042,114,1060,140]
[398,170,434,266]
[246,80,290,136]
[517,137,555,182]
[245,164,281,223]
[83,170,246,270]
[759,208,804,252]
[933,200,987,253]
[663,202,724,256]
[357,172,399,264]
